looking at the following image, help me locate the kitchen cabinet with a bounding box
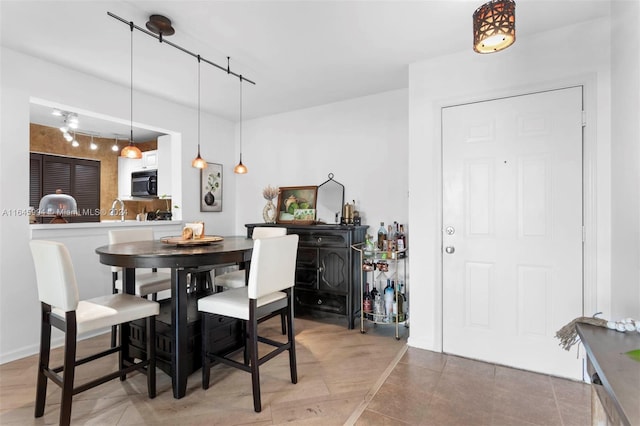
[117,156,142,199]
[246,223,368,329]
[141,150,158,169]
[156,135,172,197]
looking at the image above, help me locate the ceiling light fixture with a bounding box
[234,74,248,175]
[120,21,143,159]
[71,132,79,147]
[112,136,120,152]
[64,132,73,142]
[191,55,207,169]
[473,0,516,54]
[90,134,98,150]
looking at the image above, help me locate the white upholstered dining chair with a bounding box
[29,240,158,426]
[214,226,287,289]
[108,228,171,346]
[198,234,299,412]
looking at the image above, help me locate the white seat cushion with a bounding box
[52,294,159,334]
[213,269,246,289]
[114,270,171,296]
[197,287,287,320]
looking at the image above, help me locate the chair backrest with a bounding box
[252,227,287,240]
[108,228,155,272]
[29,240,79,312]
[247,234,299,300]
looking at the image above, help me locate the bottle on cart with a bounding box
[363,282,372,313]
[399,280,407,314]
[371,280,379,300]
[384,279,394,322]
[377,222,387,250]
[397,224,407,258]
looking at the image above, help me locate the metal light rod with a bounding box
[107,11,256,85]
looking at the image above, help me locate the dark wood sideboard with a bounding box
[246,223,368,329]
[576,323,640,426]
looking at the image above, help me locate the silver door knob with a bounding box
[445,246,455,254]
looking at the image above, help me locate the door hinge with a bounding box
[581,111,587,127]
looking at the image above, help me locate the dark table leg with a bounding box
[171,268,189,399]
[121,268,136,366]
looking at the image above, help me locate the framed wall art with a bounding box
[276,185,318,224]
[200,163,222,212]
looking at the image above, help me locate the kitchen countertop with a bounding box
[30,220,183,239]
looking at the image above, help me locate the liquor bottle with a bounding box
[377,222,387,250]
[397,224,407,258]
[384,279,394,321]
[399,280,407,314]
[363,282,372,313]
[371,280,379,300]
[387,224,395,253]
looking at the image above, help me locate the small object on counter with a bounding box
[182,227,194,240]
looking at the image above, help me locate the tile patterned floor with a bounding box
[0,314,591,425]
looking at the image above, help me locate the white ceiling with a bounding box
[2,0,609,137]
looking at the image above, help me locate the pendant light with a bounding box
[191,55,207,169]
[121,21,142,159]
[112,136,119,152]
[473,0,516,54]
[233,75,248,174]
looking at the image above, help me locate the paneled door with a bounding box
[442,87,584,379]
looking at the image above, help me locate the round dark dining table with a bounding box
[95,236,254,399]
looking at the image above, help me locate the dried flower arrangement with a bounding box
[262,185,278,201]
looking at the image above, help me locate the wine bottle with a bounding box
[397,224,406,258]
[399,281,407,314]
[371,280,379,300]
[363,282,372,313]
[377,222,387,250]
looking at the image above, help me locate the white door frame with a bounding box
[436,77,600,360]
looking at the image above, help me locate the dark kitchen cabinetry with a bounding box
[246,223,368,329]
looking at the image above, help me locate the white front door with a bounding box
[442,87,584,379]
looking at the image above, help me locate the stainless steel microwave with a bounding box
[131,170,157,197]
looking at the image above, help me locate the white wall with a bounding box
[0,48,237,363]
[234,89,409,234]
[407,18,615,351]
[610,0,640,318]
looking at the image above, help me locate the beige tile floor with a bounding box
[0,314,590,425]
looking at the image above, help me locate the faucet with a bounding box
[110,198,125,222]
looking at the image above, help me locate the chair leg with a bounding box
[118,322,126,382]
[35,303,51,418]
[60,312,78,426]
[249,300,261,412]
[280,311,287,335]
[146,316,156,398]
[287,293,298,384]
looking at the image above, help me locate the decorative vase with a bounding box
[263,200,276,223]
[204,191,215,206]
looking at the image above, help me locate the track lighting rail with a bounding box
[107,12,256,85]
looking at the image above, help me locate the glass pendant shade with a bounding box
[234,155,248,174]
[121,141,142,159]
[473,0,515,54]
[192,150,207,169]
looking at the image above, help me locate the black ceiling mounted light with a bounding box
[473,0,516,54]
[145,14,175,38]
[108,12,256,168]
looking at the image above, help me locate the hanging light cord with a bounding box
[239,74,243,157]
[109,12,255,86]
[197,55,201,151]
[129,21,134,143]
